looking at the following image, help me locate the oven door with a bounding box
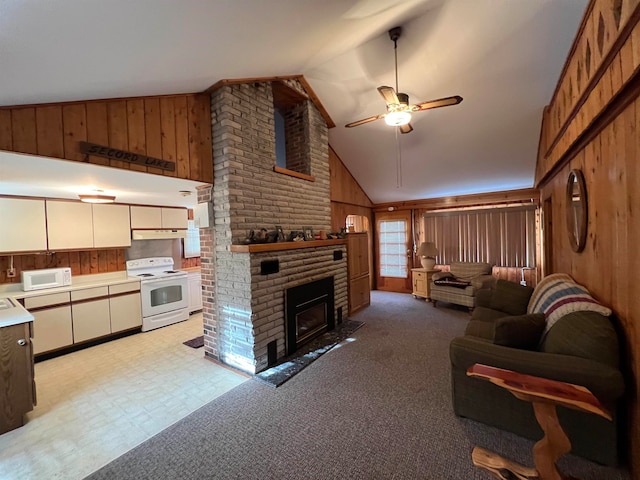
[140,275,188,318]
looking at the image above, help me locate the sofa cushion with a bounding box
[489,280,534,316]
[450,262,492,280]
[434,277,471,289]
[471,306,508,322]
[540,311,619,367]
[493,314,546,350]
[464,320,494,340]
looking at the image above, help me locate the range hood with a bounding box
[132,230,186,240]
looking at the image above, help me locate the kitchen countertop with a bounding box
[0,297,34,328]
[181,266,201,273]
[0,271,140,302]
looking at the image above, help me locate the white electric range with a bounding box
[126,257,189,332]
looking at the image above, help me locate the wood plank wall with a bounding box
[0,250,125,284]
[0,93,213,183]
[536,0,640,475]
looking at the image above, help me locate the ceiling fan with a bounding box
[345,26,463,134]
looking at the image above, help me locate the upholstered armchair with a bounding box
[431,262,495,311]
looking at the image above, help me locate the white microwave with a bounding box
[22,267,72,291]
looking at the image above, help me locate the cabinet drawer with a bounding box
[109,282,140,295]
[71,286,109,302]
[414,271,425,280]
[24,292,70,309]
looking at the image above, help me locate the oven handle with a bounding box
[140,275,187,285]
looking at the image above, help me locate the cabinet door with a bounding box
[348,233,369,278]
[32,305,73,354]
[109,292,142,332]
[161,207,188,229]
[188,273,203,312]
[0,322,34,434]
[46,201,93,250]
[93,204,131,247]
[72,298,111,343]
[0,198,47,252]
[412,270,427,297]
[130,205,162,229]
[349,275,371,314]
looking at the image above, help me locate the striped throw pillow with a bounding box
[528,273,612,337]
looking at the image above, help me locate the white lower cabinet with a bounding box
[25,292,73,355]
[25,280,142,355]
[71,287,111,343]
[109,291,142,332]
[188,272,203,313]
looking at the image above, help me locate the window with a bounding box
[272,81,311,176]
[423,206,537,267]
[183,220,200,258]
[379,219,408,278]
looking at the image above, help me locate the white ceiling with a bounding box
[0,0,588,205]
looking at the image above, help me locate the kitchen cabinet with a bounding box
[0,321,35,435]
[71,287,111,343]
[0,198,47,253]
[347,233,370,314]
[47,200,131,250]
[411,268,440,301]
[130,205,188,229]
[46,201,94,250]
[109,283,142,332]
[92,204,131,248]
[25,292,73,355]
[187,271,203,313]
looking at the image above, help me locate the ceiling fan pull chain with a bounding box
[396,128,402,188]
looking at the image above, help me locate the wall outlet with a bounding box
[6,268,16,278]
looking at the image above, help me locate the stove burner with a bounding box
[138,273,154,277]
[163,270,179,274]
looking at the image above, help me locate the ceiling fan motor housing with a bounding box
[396,92,409,107]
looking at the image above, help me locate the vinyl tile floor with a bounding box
[0,313,248,480]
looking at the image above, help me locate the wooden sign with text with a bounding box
[79,141,176,172]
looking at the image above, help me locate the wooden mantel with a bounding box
[230,239,346,253]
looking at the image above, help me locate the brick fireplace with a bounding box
[200,78,348,374]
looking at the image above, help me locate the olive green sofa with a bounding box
[449,279,625,466]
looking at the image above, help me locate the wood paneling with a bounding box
[537,2,640,475]
[329,146,373,208]
[0,249,126,284]
[0,93,213,183]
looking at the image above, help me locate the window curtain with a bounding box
[423,206,537,267]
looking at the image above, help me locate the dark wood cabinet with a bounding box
[0,321,35,435]
[347,233,370,314]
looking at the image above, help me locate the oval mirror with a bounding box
[566,169,587,252]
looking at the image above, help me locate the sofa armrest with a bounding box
[471,274,496,290]
[449,336,625,403]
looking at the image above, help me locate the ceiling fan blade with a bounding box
[377,86,399,106]
[399,123,413,134]
[414,95,463,111]
[345,113,385,128]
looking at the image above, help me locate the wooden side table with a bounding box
[411,268,440,302]
[467,364,611,480]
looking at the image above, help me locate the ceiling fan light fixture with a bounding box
[384,110,412,126]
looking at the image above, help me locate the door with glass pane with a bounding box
[375,211,412,293]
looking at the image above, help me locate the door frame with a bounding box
[374,210,413,293]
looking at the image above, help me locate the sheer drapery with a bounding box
[423,206,537,267]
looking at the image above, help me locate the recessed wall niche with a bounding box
[272,81,311,176]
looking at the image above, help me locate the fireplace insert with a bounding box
[285,276,335,355]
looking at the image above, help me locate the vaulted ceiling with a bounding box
[0,0,588,205]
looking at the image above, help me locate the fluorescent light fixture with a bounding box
[79,194,116,203]
[384,110,412,126]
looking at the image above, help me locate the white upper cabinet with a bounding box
[46,201,94,250]
[130,205,187,229]
[0,198,47,252]
[129,206,163,229]
[161,207,188,229]
[92,204,131,248]
[47,201,131,250]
